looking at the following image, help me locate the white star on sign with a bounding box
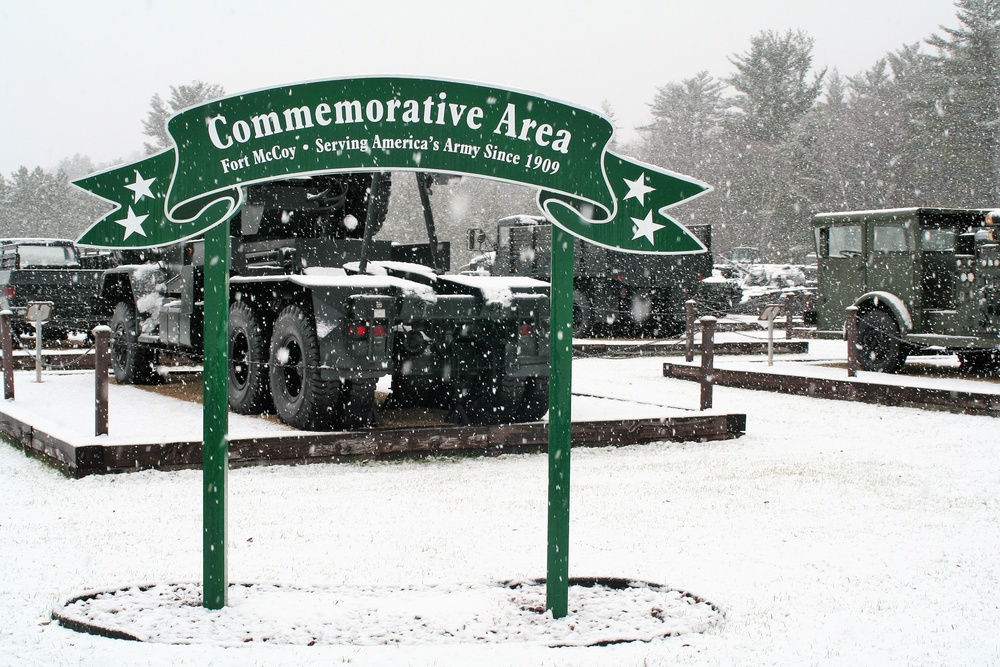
[623,172,655,206]
[124,170,156,203]
[116,206,149,239]
[631,211,665,246]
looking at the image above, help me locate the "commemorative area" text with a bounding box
[206,92,573,156]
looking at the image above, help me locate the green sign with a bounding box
[73,75,711,617]
[74,76,709,253]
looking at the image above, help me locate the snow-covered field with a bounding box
[2,343,999,665]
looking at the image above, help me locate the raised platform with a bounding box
[663,362,1000,417]
[1,409,747,478]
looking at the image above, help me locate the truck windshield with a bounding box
[816,225,862,258]
[873,223,911,253]
[921,228,955,252]
[17,245,78,268]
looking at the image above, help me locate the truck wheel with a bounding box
[109,301,157,384]
[572,290,593,337]
[514,376,549,422]
[958,349,1000,376]
[228,302,273,415]
[461,374,527,425]
[339,379,377,430]
[857,308,906,373]
[269,305,340,430]
[629,293,655,335]
[388,373,419,408]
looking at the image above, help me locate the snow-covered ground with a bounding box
[2,340,999,665]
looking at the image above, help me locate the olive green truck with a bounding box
[811,207,1000,373]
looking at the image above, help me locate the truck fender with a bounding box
[98,266,166,315]
[853,291,913,332]
[97,269,135,314]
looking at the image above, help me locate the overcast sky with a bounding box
[0,0,961,177]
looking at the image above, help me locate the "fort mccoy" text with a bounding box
[220,134,562,176]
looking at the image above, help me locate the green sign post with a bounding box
[73,76,709,615]
[201,220,230,609]
[546,224,575,618]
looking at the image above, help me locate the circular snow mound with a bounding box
[54,578,723,647]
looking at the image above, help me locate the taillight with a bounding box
[347,322,387,338]
[519,323,534,336]
[3,286,14,299]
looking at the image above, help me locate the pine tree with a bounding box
[142,81,226,154]
[726,30,826,143]
[841,50,927,207]
[644,71,727,177]
[0,166,109,239]
[922,0,1000,203]
[713,31,826,257]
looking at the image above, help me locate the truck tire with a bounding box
[228,301,273,415]
[514,376,549,422]
[958,349,1000,376]
[339,379,377,430]
[461,374,527,425]
[857,308,906,373]
[109,301,157,384]
[628,292,654,334]
[268,305,340,430]
[572,289,593,337]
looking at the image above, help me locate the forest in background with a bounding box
[1,0,996,265]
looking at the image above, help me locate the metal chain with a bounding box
[45,344,98,370]
[570,390,694,412]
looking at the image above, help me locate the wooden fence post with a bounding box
[1,310,13,400]
[845,306,859,378]
[784,292,795,339]
[804,290,815,314]
[93,326,110,436]
[684,299,697,362]
[699,316,717,410]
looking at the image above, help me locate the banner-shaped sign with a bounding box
[75,76,710,253]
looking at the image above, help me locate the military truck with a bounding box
[468,215,735,337]
[0,238,112,343]
[811,207,1000,373]
[98,172,550,431]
